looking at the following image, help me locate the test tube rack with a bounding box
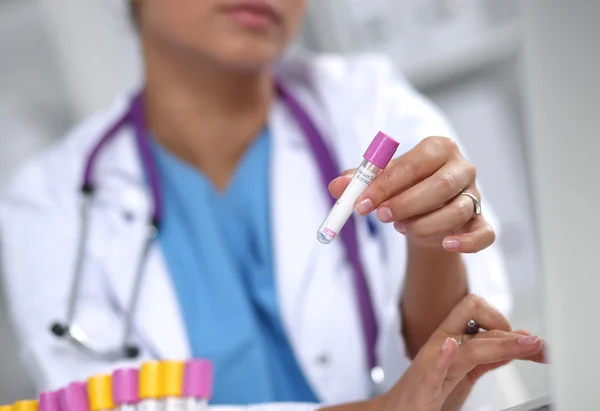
[0,359,213,411]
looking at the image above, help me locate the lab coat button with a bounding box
[315,354,330,366]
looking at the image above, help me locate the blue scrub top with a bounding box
[150,129,318,404]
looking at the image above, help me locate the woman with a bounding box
[0,0,515,409]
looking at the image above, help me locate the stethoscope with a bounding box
[50,82,385,391]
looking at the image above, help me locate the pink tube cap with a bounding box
[112,368,139,405]
[363,131,399,169]
[39,391,59,411]
[183,359,213,399]
[56,388,69,411]
[66,382,89,411]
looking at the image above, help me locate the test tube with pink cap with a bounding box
[317,131,399,244]
[182,360,213,411]
[57,382,89,411]
[56,387,69,411]
[38,392,59,411]
[112,368,139,411]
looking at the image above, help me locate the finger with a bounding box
[416,337,459,402]
[328,174,353,198]
[460,336,543,366]
[375,160,477,223]
[442,217,496,253]
[354,137,454,215]
[468,359,511,383]
[396,187,482,237]
[439,294,511,336]
[468,330,546,363]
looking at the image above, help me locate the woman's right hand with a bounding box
[372,294,546,411]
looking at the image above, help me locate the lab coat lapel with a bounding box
[269,98,327,334]
[91,123,190,360]
[270,79,375,402]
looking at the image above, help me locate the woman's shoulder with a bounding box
[276,51,409,97]
[276,52,457,154]
[0,93,131,207]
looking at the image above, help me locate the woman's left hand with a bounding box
[329,136,492,253]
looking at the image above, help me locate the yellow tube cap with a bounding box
[158,360,184,398]
[88,374,114,411]
[0,406,14,411]
[139,361,161,399]
[13,401,37,411]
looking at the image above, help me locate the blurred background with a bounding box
[0,0,547,405]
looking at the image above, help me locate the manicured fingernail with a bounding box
[394,221,406,233]
[518,336,539,346]
[377,207,393,223]
[443,238,460,250]
[355,198,373,215]
[441,337,450,352]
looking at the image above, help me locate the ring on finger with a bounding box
[458,319,480,345]
[460,191,482,216]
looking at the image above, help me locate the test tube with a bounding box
[112,368,139,411]
[39,392,59,411]
[59,382,89,411]
[158,361,185,411]
[57,388,69,411]
[182,359,213,411]
[13,401,38,411]
[139,361,162,411]
[88,374,115,411]
[317,131,399,244]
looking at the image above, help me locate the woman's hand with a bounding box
[329,136,492,253]
[320,294,546,411]
[374,294,546,411]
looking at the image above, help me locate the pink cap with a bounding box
[112,368,139,405]
[363,131,399,169]
[56,388,69,411]
[183,359,213,399]
[39,391,60,411]
[65,382,89,411]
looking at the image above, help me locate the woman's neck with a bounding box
[143,37,274,190]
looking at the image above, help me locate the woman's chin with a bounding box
[216,50,280,72]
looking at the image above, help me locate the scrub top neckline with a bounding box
[149,129,270,198]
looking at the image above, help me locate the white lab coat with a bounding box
[0,53,512,410]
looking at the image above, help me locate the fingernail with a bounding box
[394,221,406,234]
[441,337,450,352]
[355,198,373,215]
[377,207,393,223]
[518,336,540,346]
[443,238,460,250]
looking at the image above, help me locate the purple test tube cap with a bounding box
[39,391,60,411]
[56,388,69,411]
[363,131,399,170]
[112,368,139,405]
[183,359,213,399]
[67,382,90,411]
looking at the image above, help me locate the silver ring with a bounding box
[460,192,481,216]
[458,319,480,345]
